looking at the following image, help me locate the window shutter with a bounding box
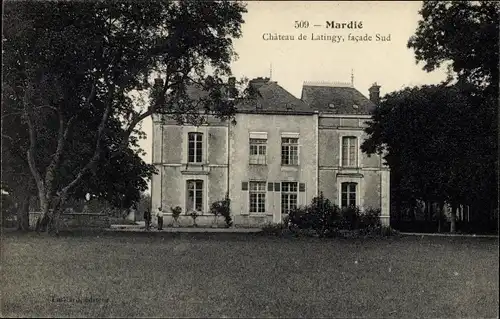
[299,183,305,192]
[268,182,274,191]
[274,183,281,192]
[241,183,249,215]
[299,182,306,206]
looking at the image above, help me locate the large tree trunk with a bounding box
[437,201,444,233]
[16,194,30,231]
[395,197,401,222]
[52,192,70,236]
[27,113,80,235]
[35,192,52,233]
[424,200,430,222]
[51,198,64,236]
[450,202,457,233]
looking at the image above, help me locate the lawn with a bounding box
[1,231,498,318]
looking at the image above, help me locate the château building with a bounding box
[150,77,390,227]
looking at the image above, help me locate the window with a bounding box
[188,132,203,163]
[249,181,266,213]
[342,136,357,167]
[341,182,357,208]
[281,182,298,214]
[249,139,267,165]
[281,138,299,165]
[187,180,203,211]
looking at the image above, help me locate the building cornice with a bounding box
[152,110,374,123]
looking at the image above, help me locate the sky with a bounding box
[137,1,448,192]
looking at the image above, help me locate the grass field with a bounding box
[2,231,498,318]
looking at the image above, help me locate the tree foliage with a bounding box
[362,1,498,233]
[408,1,499,91]
[2,1,247,234]
[362,84,497,232]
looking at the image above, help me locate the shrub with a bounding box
[210,196,232,228]
[261,223,286,236]
[359,208,381,229]
[288,206,313,229]
[379,225,400,237]
[288,193,341,237]
[282,214,290,227]
[308,193,341,236]
[361,225,400,237]
[187,210,199,227]
[285,193,390,237]
[170,206,182,221]
[340,206,362,230]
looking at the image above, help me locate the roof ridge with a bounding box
[303,81,353,88]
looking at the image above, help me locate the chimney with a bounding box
[368,82,381,105]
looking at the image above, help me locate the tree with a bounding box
[136,193,152,221]
[1,93,156,230]
[3,1,247,234]
[54,115,156,211]
[1,91,38,230]
[403,0,498,232]
[408,1,499,92]
[362,84,496,233]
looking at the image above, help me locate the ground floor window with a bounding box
[281,182,298,214]
[187,180,203,211]
[341,182,357,208]
[249,181,266,213]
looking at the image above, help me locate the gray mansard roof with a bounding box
[173,78,376,116]
[300,83,377,115]
[235,81,311,114]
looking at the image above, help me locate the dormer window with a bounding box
[352,104,359,109]
[329,103,335,108]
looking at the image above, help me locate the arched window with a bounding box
[341,182,357,208]
[188,132,203,163]
[186,180,203,211]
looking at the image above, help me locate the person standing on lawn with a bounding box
[156,207,163,230]
[144,208,151,231]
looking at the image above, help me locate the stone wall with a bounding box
[29,212,110,230]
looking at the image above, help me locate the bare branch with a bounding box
[24,85,45,196]
[1,134,15,142]
[60,85,115,195]
[44,108,76,193]
[83,75,98,109]
[115,60,210,154]
[33,105,58,112]
[1,111,24,119]
[186,75,206,87]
